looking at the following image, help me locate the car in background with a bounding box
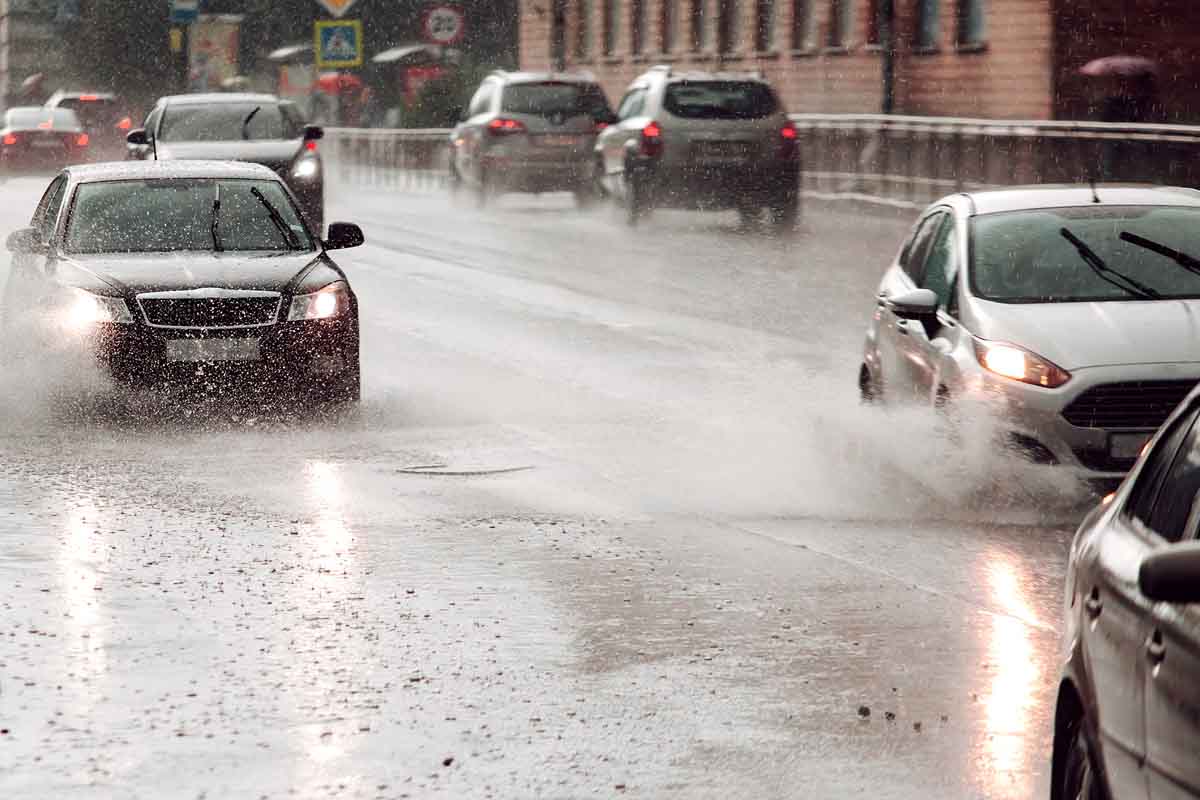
[1050,388,1200,800]
[44,91,134,160]
[860,185,1200,482]
[0,107,90,171]
[595,66,799,230]
[126,93,325,234]
[1,161,363,404]
[449,70,616,207]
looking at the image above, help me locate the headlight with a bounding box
[66,288,133,328]
[292,158,320,180]
[973,338,1070,388]
[288,281,348,321]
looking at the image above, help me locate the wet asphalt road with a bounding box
[0,176,1095,798]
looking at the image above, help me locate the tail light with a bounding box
[594,121,610,133]
[76,133,90,147]
[487,118,526,136]
[79,94,99,101]
[640,121,663,158]
[3,134,17,146]
[37,121,52,130]
[305,140,318,152]
[116,117,133,131]
[779,121,798,160]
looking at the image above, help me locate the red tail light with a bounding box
[3,134,17,146]
[305,140,318,152]
[116,117,132,131]
[76,133,90,147]
[79,94,99,102]
[487,118,526,135]
[780,121,799,159]
[594,121,609,133]
[640,121,663,158]
[37,121,52,130]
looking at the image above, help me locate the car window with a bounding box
[662,81,779,120]
[51,97,124,129]
[617,89,646,120]
[900,212,945,284]
[500,82,612,120]
[919,216,960,309]
[1145,416,1200,542]
[468,83,495,117]
[158,103,297,142]
[1129,407,1200,532]
[63,179,314,254]
[31,174,68,241]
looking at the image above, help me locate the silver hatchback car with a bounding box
[861,185,1200,482]
[449,71,616,207]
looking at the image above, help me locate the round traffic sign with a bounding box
[422,5,466,46]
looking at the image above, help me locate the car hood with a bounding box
[154,140,304,167]
[59,251,326,295]
[970,297,1200,370]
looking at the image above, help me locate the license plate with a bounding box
[538,134,581,148]
[32,139,62,149]
[1109,432,1153,460]
[165,338,260,363]
[696,141,753,159]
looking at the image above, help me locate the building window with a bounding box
[827,0,853,49]
[631,0,647,54]
[791,0,814,50]
[603,0,620,55]
[576,0,592,59]
[718,0,739,53]
[662,0,678,51]
[755,0,775,51]
[691,0,711,50]
[957,0,986,47]
[865,0,879,45]
[915,0,939,51]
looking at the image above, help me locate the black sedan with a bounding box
[2,161,363,403]
[126,93,324,234]
[0,107,90,171]
[1051,391,1200,800]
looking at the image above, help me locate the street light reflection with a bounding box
[60,496,108,682]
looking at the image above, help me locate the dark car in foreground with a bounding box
[44,90,134,160]
[1,161,363,403]
[1051,388,1200,800]
[0,107,90,171]
[126,93,325,234]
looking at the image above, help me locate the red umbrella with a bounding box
[1080,55,1158,78]
[317,71,364,94]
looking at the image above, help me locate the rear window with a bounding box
[53,97,125,128]
[6,107,79,130]
[663,81,779,120]
[500,82,613,120]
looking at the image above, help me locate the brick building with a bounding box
[518,0,1200,122]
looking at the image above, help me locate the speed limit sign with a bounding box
[422,5,466,46]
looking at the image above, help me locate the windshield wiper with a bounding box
[1119,231,1200,278]
[241,106,261,140]
[1059,227,1160,300]
[250,186,301,250]
[210,183,223,252]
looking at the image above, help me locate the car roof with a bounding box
[157,93,282,106]
[65,160,279,183]
[50,91,118,101]
[958,185,1200,215]
[491,71,598,86]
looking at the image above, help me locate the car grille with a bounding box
[1074,448,1138,473]
[1062,379,1198,429]
[137,291,281,329]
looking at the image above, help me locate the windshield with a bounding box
[7,107,79,130]
[500,82,612,119]
[64,178,313,254]
[157,103,301,142]
[663,81,779,120]
[971,206,1200,302]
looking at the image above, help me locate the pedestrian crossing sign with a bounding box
[315,20,364,69]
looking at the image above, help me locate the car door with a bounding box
[874,209,945,402]
[1140,422,1200,800]
[1089,408,1200,800]
[905,212,964,403]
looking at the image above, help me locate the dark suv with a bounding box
[449,71,616,207]
[127,93,325,234]
[44,91,134,161]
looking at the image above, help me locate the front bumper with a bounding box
[968,361,1200,480]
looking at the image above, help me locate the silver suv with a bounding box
[449,71,616,207]
[595,66,800,230]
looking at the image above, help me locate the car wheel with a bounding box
[769,194,800,233]
[1058,716,1107,800]
[859,365,880,405]
[573,182,597,210]
[625,175,650,227]
[737,201,762,229]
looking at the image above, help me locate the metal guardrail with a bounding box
[325,116,1200,208]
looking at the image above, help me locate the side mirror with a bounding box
[303,124,324,142]
[599,110,619,125]
[886,288,939,320]
[1139,542,1200,604]
[6,227,44,254]
[126,128,150,146]
[324,222,364,250]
